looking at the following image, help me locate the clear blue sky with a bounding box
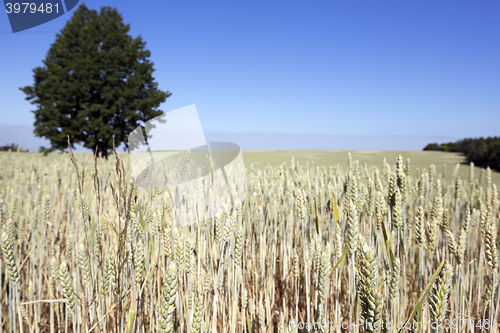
[1,0,499,150]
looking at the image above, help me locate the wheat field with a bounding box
[0,149,499,333]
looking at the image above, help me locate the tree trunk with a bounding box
[101,148,109,160]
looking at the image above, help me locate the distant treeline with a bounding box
[0,143,29,152]
[423,137,500,171]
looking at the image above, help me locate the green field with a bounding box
[3,150,499,186]
[242,150,500,185]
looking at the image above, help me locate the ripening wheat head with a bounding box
[357,242,382,333]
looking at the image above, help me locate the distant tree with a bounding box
[423,136,500,171]
[488,140,500,169]
[423,143,442,151]
[20,3,171,158]
[0,143,29,152]
[0,143,18,152]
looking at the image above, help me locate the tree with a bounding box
[423,136,500,171]
[423,143,442,151]
[0,143,28,152]
[20,3,171,158]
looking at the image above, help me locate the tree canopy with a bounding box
[423,137,500,171]
[20,3,171,158]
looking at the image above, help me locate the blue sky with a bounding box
[1,0,499,150]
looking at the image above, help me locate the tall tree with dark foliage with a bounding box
[21,3,171,158]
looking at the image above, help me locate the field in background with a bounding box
[4,150,499,185]
[242,150,500,185]
[2,149,499,186]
